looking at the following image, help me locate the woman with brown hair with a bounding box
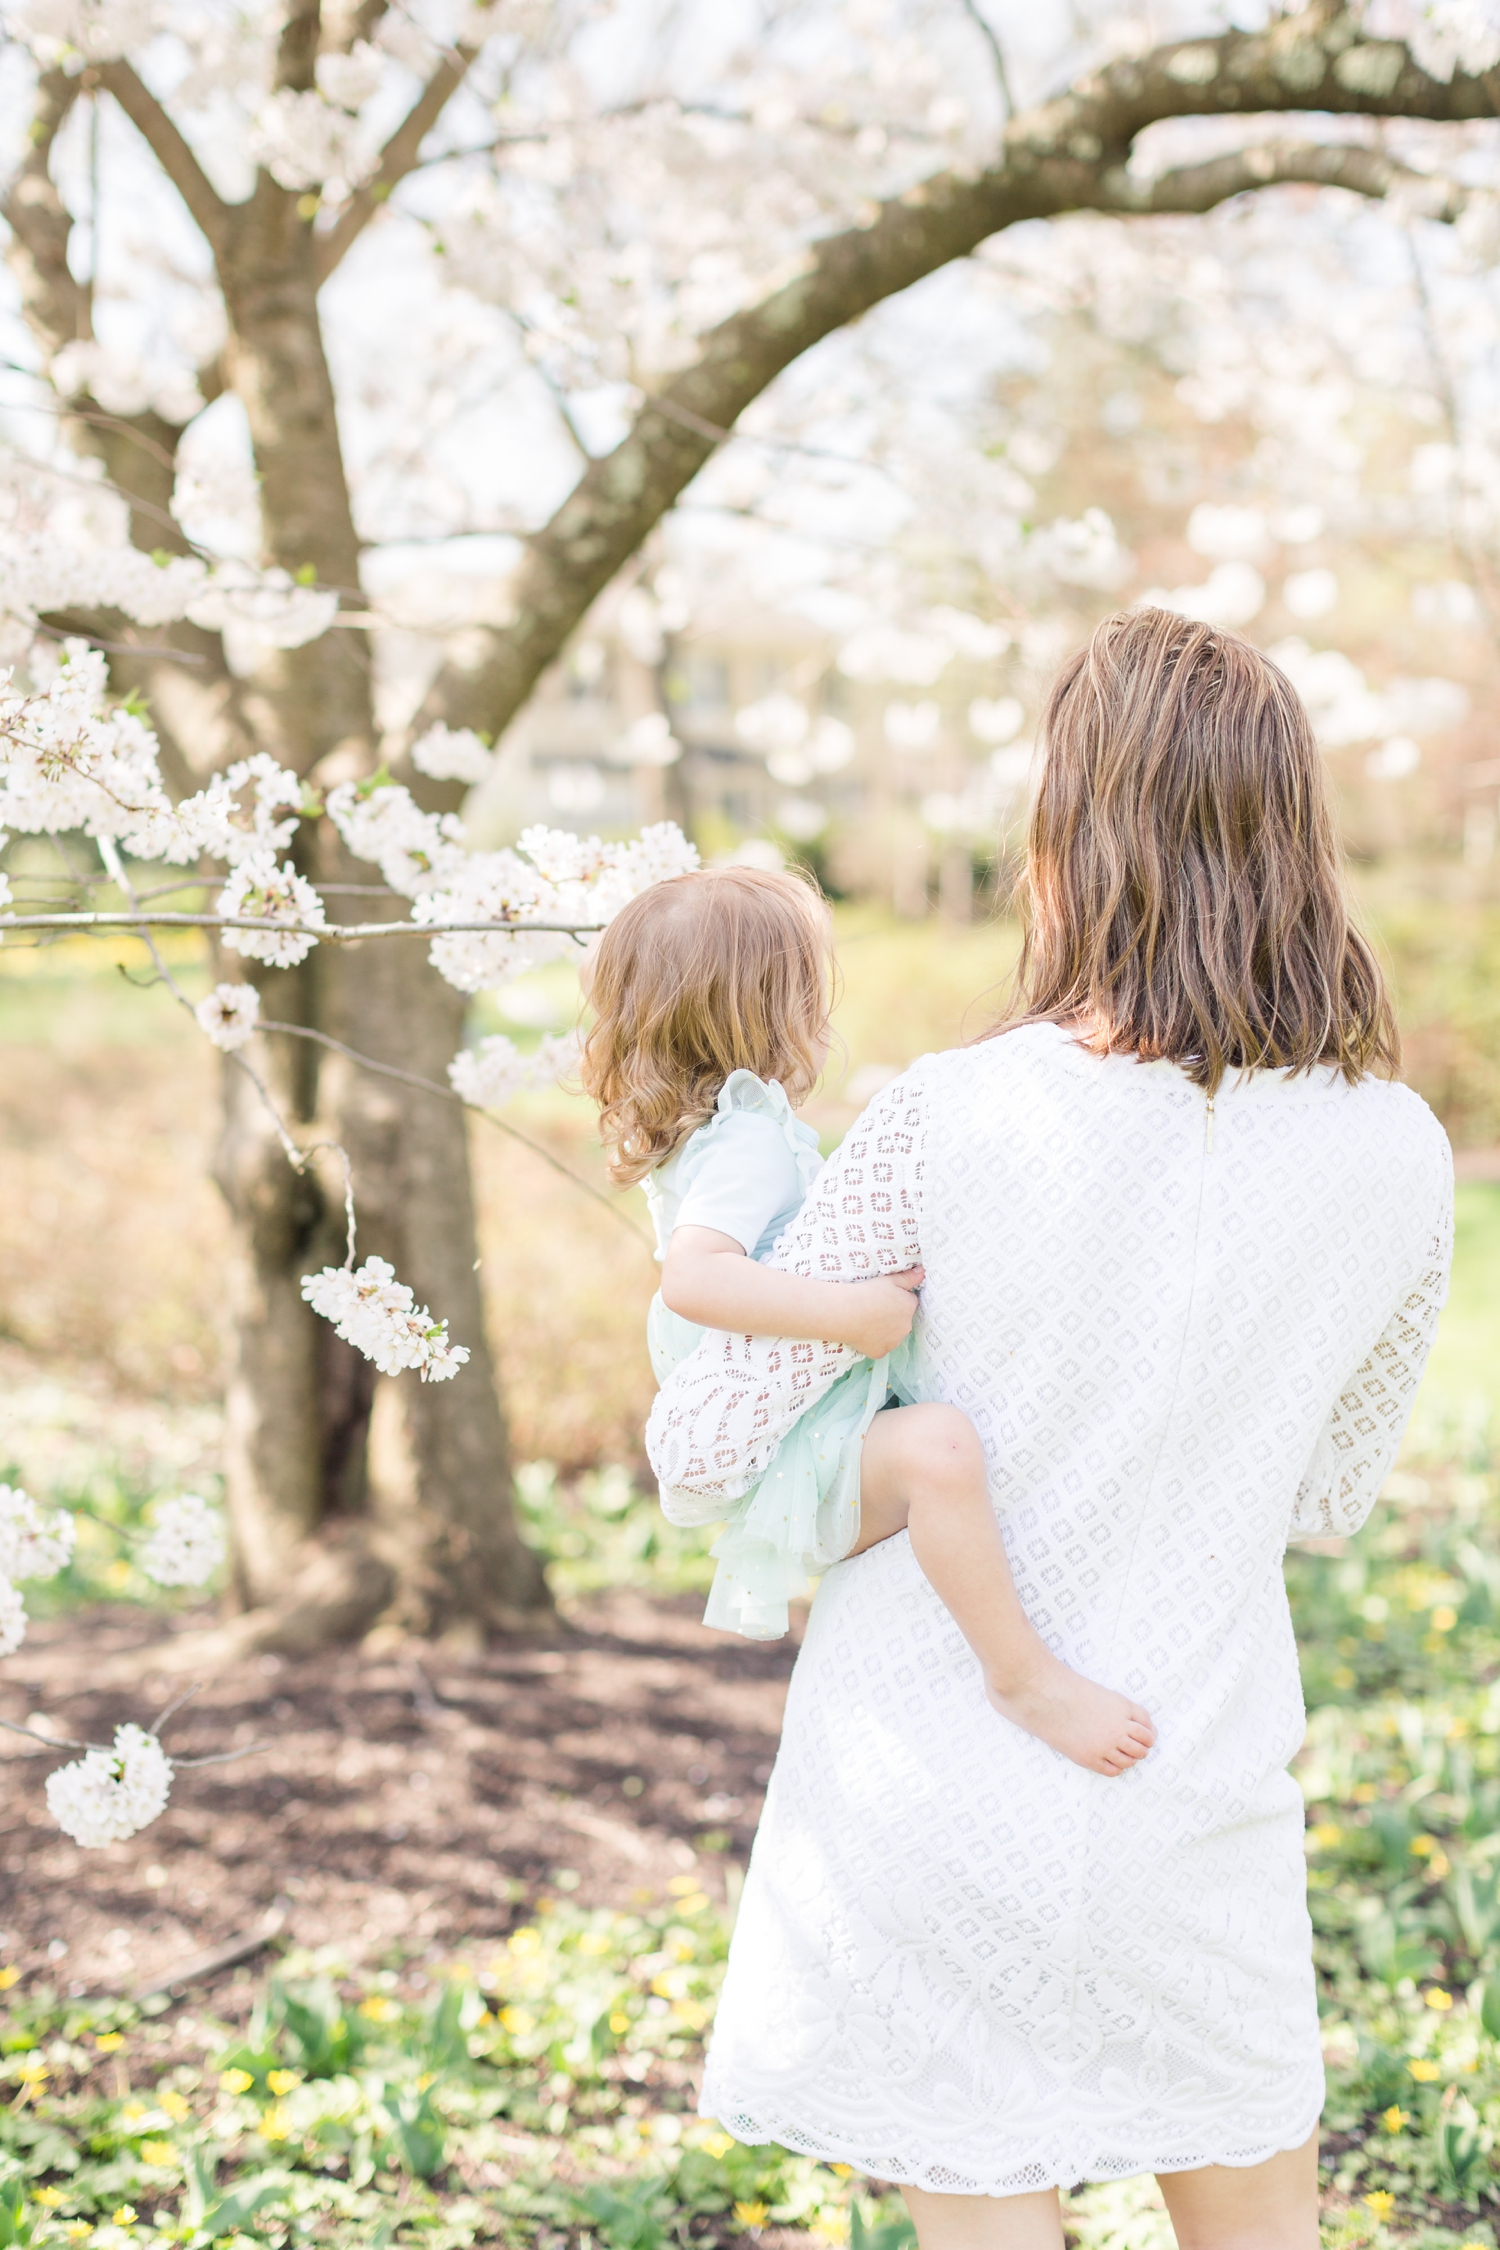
[647,608,1454,2248]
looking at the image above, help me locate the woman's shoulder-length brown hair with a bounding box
[991,606,1400,1093]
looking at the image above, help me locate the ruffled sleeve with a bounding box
[646,1065,930,1513]
[671,1072,822,1257]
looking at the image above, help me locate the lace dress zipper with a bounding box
[1205,1093,1215,1154]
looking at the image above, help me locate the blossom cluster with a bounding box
[410,724,496,786]
[218,851,327,967]
[300,1257,471,1381]
[325,778,467,897]
[0,537,337,647]
[414,821,699,990]
[137,1493,228,1587]
[449,1029,580,1110]
[0,1483,76,1658]
[46,1723,173,1849]
[0,657,310,868]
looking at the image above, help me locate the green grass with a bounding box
[1423,1187,1500,1427]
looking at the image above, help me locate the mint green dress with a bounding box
[643,1071,906,1641]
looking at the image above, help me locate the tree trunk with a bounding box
[199,189,548,1647]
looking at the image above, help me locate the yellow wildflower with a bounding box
[16,2058,48,2084]
[1363,2191,1394,2217]
[219,2068,255,2095]
[94,2033,124,2053]
[578,1931,611,1956]
[500,2006,535,2036]
[1423,1988,1454,2012]
[112,2207,138,2226]
[1431,1605,1457,1631]
[139,2140,175,2167]
[1408,2058,1441,2082]
[1382,2106,1409,2132]
[0,1966,18,1991]
[159,2089,190,2120]
[1310,1824,1342,1849]
[508,1927,542,1956]
[677,1892,711,1914]
[265,2069,301,2095]
[831,2165,852,2178]
[667,1875,699,1895]
[32,2186,63,2207]
[259,2103,291,2141]
[735,2204,769,2228]
[609,2012,631,2035]
[119,2100,146,2122]
[66,2226,91,2242]
[672,2000,710,2031]
[1409,1835,1435,1857]
[417,2071,436,2092]
[701,2132,735,2159]
[358,1994,398,2021]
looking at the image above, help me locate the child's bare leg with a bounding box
[856,1404,1155,1778]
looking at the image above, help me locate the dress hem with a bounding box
[698,2097,1326,2198]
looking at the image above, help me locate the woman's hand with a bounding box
[835,1267,924,1359]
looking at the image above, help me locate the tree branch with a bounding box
[1106,138,1463,222]
[96,60,229,255]
[956,0,1015,120]
[1,68,89,354]
[315,42,478,282]
[409,0,1495,746]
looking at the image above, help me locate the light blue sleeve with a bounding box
[671,1111,804,1256]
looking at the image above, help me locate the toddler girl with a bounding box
[580,865,1153,1777]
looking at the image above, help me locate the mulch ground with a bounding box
[0,1594,799,1999]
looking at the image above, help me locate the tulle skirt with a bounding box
[648,1296,907,1641]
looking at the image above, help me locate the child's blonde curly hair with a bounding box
[579,865,833,1187]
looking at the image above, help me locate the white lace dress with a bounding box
[646,1025,1453,2193]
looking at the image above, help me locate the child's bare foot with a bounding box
[986,1650,1155,1776]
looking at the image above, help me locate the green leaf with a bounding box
[293,563,318,586]
[1480,1975,1500,2040]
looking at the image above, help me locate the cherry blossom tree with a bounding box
[2,0,1499,1652]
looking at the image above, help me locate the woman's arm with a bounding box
[1288,1145,1454,1543]
[661,1224,923,1359]
[647,1067,929,1511]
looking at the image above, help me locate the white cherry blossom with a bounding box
[449,1029,580,1109]
[300,1257,470,1381]
[0,1576,26,1660]
[409,725,495,786]
[138,1493,227,1587]
[325,779,467,897]
[218,852,327,967]
[194,983,261,1051]
[46,1724,173,1848]
[0,1484,75,1581]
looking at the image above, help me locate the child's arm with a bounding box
[661,1225,922,1359]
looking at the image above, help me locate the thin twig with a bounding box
[148,1682,202,1737]
[173,1743,271,1770]
[956,0,1015,118]
[260,1018,652,1247]
[94,837,305,1168]
[0,911,604,939]
[0,1713,95,1754]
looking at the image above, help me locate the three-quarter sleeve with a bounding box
[1288,1147,1455,1543]
[646,1067,930,1514]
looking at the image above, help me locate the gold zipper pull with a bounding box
[1205,1094,1215,1154]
